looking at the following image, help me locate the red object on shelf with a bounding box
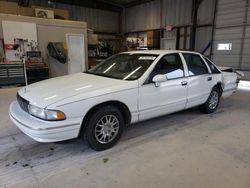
[4,44,14,50]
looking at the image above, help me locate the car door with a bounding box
[181,53,214,108]
[138,53,188,121]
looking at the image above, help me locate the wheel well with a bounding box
[214,82,223,96]
[79,101,131,136]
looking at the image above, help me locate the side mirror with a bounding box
[152,74,167,87]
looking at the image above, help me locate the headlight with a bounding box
[28,104,66,121]
[28,105,46,119]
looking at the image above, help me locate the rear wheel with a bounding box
[83,106,124,151]
[199,87,221,114]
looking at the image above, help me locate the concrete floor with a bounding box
[0,86,250,188]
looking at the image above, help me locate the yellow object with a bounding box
[56,111,66,120]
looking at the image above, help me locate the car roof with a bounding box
[122,50,201,55]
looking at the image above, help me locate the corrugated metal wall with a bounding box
[125,0,193,32]
[125,0,161,32]
[195,26,213,55]
[125,0,215,55]
[197,0,216,25]
[29,0,120,33]
[195,0,216,54]
[161,0,192,27]
[125,0,215,32]
[125,0,249,70]
[213,27,243,67]
[242,27,250,70]
[212,0,250,70]
[125,0,192,32]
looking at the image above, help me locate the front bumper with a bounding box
[9,101,82,142]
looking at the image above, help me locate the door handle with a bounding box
[207,77,212,81]
[181,81,188,86]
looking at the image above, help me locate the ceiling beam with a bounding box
[125,0,155,8]
[51,0,123,12]
[98,0,124,8]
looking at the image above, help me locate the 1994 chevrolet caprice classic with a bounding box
[9,50,239,151]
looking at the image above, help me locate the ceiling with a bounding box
[49,0,154,11]
[100,0,154,7]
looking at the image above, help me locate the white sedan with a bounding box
[9,50,239,151]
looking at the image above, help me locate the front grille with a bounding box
[17,93,29,113]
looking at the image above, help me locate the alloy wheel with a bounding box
[209,91,219,110]
[94,115,120,144]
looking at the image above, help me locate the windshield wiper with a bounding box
[85,71,121,80]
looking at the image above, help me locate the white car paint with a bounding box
[9,50,238,143]
[139,76,188,121]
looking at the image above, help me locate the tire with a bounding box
[199,87,221,114]
[83,105,124,151]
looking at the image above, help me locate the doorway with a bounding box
[66,34,86,74]
[161,38,176,50]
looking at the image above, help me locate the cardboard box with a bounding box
[0,1,33,16]
[19,6,35,17]
[0,1,18,15]
[88,34,98,45]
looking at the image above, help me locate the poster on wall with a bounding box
[126,37,146,48]
[2,20,38,61]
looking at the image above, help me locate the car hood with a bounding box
[18,73,136,108]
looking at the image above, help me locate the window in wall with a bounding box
[183,53,209,76]
[217,43,232,51]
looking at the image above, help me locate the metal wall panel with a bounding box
[248,4,250,24]
[212,27,243,67]
[195,26,213,55]
[125,0,161,32]
[242,26,250,69]
[212,0,249,70]
[30,0,119,33]
[125,0,215,32]
[197,0,216,25]
[216,0,246,27]
[161,0,192,27]
[125,0,193,32]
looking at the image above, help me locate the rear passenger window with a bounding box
[183,54,209,76]
[203,56,221,74]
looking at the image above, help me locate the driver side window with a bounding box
[148,53,185,82]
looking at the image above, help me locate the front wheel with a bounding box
[199,87,221,114]
[83,106,124,151]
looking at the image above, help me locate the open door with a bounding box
[66,34,86,74]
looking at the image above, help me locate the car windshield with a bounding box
[87,53,158,80]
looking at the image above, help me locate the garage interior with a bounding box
[0,0,250,187]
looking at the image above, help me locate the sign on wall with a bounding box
[2,20,38,61]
